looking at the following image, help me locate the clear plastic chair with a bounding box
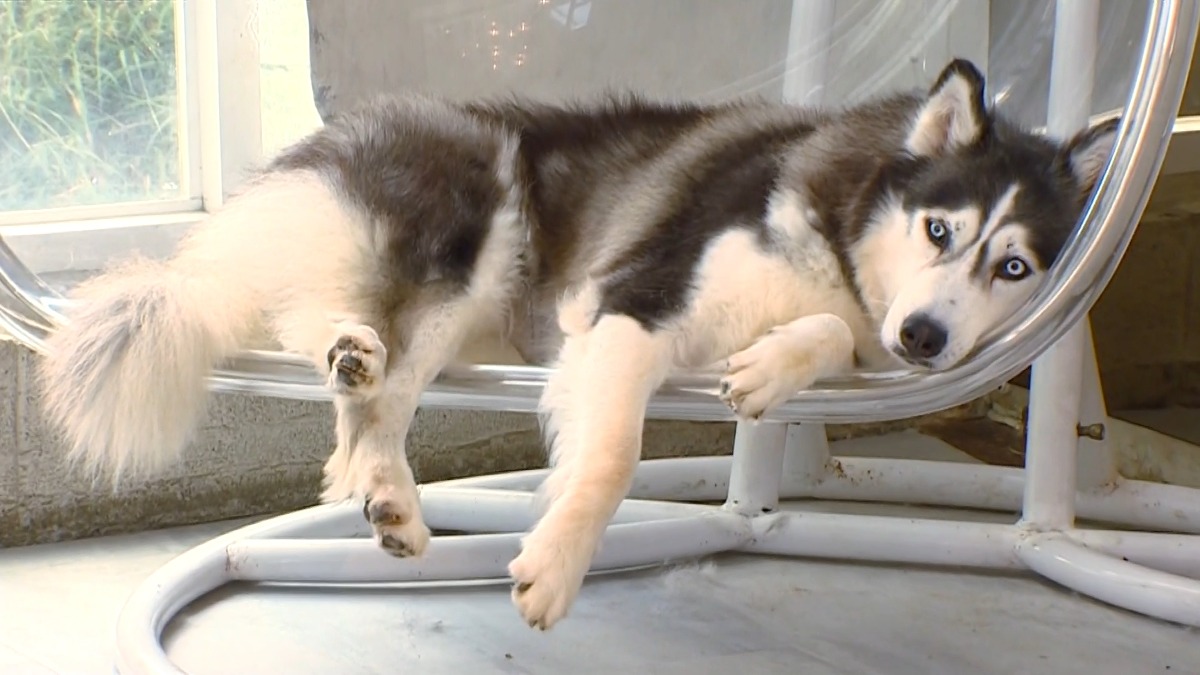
[0,1,1197,673]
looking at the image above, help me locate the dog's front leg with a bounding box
[510,314,674,630]
[718,312,856,420]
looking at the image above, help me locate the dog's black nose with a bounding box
[899,314,948,361]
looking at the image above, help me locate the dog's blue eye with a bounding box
[925,217,950,248]
[997,257,1030,281]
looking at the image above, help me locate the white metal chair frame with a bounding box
[0,2,1197,673]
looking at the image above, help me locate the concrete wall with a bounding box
[1092,172,1200,411]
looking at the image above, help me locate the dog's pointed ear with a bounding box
[906,59,989,157]
[1059,117,1120,202]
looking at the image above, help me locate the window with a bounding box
[0,0,192,218]
[0,0,321,291]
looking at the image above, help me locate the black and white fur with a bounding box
[37,60,1117,629]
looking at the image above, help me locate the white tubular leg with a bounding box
[782,0,836,104]
[724,421,788,515]
[782,422,831,495]
[1020,0,1099,531]
[1021,319,1087,530]
[1018,533,1200,627]
[1045,0,1099,135]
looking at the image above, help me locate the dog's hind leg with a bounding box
[510,312,675,629]
[271,306,374,502]
[271,285,498,559]
[320,297,491,558]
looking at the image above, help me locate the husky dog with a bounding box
[38,59,1116,629]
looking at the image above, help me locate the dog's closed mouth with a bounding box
[892,346,934,369]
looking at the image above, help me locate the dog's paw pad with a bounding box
[325,326,386,397]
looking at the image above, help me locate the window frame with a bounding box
[0,0,268,274]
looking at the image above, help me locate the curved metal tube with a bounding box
[114,460,1200,674]
[0,1,1195,425]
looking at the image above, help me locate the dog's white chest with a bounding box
[676,207,861,368]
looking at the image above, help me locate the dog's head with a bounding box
[863,59,1119,371]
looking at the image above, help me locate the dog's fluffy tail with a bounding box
[38,257,251,481]
[36,172,340,483]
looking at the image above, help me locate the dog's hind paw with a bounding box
[325,323,387,398]
[364,485,431,558]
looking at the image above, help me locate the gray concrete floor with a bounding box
[1,435,1199,675]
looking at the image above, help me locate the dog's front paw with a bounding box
[364,484,431,558]
[508,528,594,630]
[719,330,818,420]
[326,324,387,398]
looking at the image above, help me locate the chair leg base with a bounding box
[113,451,1200,675]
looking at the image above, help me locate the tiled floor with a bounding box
[2,434,1199,675]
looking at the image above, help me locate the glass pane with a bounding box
[306,0,1148,129]
[986,1,1149,128]
[258,0,323,158]
[0,0,183,212]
